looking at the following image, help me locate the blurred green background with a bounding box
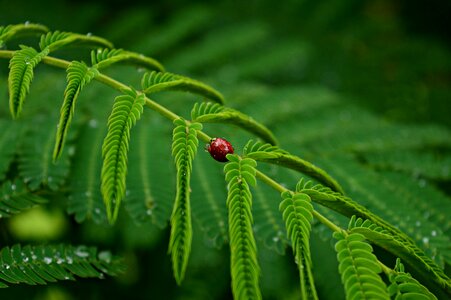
[0,0,450,299]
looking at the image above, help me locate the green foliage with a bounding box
[101,88,146,223]
[347,216,450,298]
[224,155,261,300]
[0,180,47,218]
[191,102,277,144]
[53,60,99,160]
[18,118,71,191]
[388,259,437,300]
[169,118,201,284]
[333,231,390,300]
[0,3,450,297]
[279,191,318,299]
[0,244,123,287]
[8,45,49,119]
[0,23,48,46]
[141,70,224,104]
[91,48,164,71]
[67,121,107,224]
[243,140,344,193]
[39,30,113,52]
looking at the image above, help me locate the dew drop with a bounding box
[146,209,152,216]
[422,237,429,245]
[89,119,98,128]
[74,246,89,258]
[24,21,30,25]
[431,230,437,237]
[86,32,92,37]
[11,184,16,191]
[272,236,279,242]
[415,221,421,227]
[43,257,52,264]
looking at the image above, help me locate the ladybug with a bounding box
[207,138,234,162]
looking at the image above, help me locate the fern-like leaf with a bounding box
[19,118,71,191]
[53,61,99,161]
[388,258,437,300]
[91,48,164,71]
[0,23,48,46]
[347,216,451,298]
[8,46,49,119]
[0,180,48,218]
[39,31,113,52]
[191,102,277,145]
[141,71,224,104]
[333,231,390,300]
[224,155,261,300]
[279,191,318,299]
[169,118,201,284]
[101,89,146,223]
[68,121,107,224]
[0,244,123,287]
[243,140,344,193]
[297,179,415,245]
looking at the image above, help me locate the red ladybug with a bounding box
[207,138,234,162]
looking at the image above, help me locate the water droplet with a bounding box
[4,264,10,270]
[48,176,53,182]
[74,246,89,258]
[97,49,102,53]
[43,257,52,264]
[415,221,421,227]
[422,237,429,245]
[98,273,105,279]
[85,191,92,197]
[272,236,279,242]
[89,119,98,128]
[146,209,152,216]
[64,276,70,280]
[24,21,30,25]
[86,32,92,37]
[56,258,65,264]
[66,256,73,264]
[431,230,437,237]
[94,208,100,214]
[11,184,16,191]
[98,251,112,263]
[137,67,145,73]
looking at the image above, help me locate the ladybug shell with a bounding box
[207,138,234,162]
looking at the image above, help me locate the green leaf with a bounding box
[91,48,164,71]
[243,140,344,193]
[348,216,450,299]
[141,71,224,104]
[53,61,99,161]
[280,191,318,299]
[191,102,277,145]
[388,258,437,300]
[125,114,174,228]
[333,232,390,300]
[224,155,262,300]
[68,121,107,224]
[0,180,48,218]
[8,46,49,119]
[18,118,71,191]
[0,23,48,46]
[0,244,123,287]
[39,31,113,52]
[101,88,146,223]
[169,118,201,284]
